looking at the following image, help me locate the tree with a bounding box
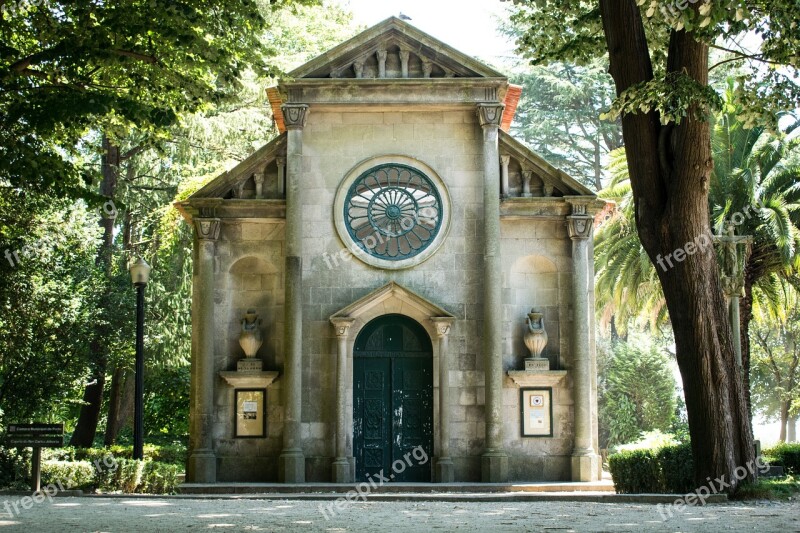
[0,191,102,426]
[595,87,800,418]
[598,338,677,448]
[751,283,800,442]
[95,0,359,445]
[508,60,623,190]
[508,0,800,490]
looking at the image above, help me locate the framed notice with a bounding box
[520,387,553,437]
[235,389,266,438]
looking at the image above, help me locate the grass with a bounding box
[732,475,800,500]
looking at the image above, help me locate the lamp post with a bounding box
[129,257,151,460]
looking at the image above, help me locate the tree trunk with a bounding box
[599,0,755,491]
[103,366,124,446]
[789,414,797,443]
[779,401,789,442]
[740,266,756,426]
[104,368,135,444]
[70,134,119,448]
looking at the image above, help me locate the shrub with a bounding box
[657,442,694,493]
[41,460,95,491]
[137,461,180,494]
[608,449,662,493]
[97,458,144,493]
[764,443,800,475]
[0,446,31,489]
[608,443,695,494]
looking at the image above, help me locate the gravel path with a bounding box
[1,497,798,532]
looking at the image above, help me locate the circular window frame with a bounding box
[334,155,452,270]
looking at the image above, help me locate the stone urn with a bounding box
[239,309,263,358]
[524,310,548,359]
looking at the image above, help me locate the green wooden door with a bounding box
[353,314,433,482]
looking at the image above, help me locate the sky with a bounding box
[330,0,517,67]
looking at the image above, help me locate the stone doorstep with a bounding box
[179,481,615,495]
[80,491,728,505]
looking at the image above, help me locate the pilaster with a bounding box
[331,317,355,483]
[279,103,309,483]
[432,317,455,483]
[477,102,509,483]
[187,217,220,483]
[566,201,599,481]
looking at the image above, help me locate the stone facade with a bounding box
[178,17,604,484]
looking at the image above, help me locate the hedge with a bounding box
[46,443,186,466]
[609,443,693,494]
[608,449,663,493]
[764,443,800,475]
[41,460,96,491]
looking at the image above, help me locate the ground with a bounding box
[1,497,799,532]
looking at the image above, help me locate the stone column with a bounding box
[377,49,387,78]
[477,102,508,482]
[522,169,533,198]
[279,103,308,483]
[567,202,599,481]
[276,156,286,198]
[399,50,410,78]
[187,217,220,483]
[331,317,354,483]
[421,58,433,78]
[500,155,510,198]
[432,317,455,482]
[254,168,265,199]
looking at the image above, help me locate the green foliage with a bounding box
[144,367,190,438]
[0,0,317,196]
[764,443,800,476]
[595,85,800,334]
[137,461,180,494]
[598,339,677,448]
[658,443,695,493]
[45,443,187,466]
[733,475,800,500]
[608,443,693,493]
[41,460,96,491]
[0,446,31,489]
[0,192,103,427]
[507,0,800,130]
[608,449,662,493]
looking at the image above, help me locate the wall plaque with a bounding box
[520,387,553,437]
[235,389,266,438]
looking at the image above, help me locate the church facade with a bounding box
[178,17,604,484]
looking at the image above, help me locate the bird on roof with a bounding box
[399,12,412,20]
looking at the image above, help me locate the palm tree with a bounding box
[596,81,800,415]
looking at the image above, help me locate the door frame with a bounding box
[352,314,434,482]
[329,282,455,482]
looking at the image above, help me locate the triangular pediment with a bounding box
[290,17,504,80]
[188,133,287,200]
[330,281,454,321]
[500,131,595,197]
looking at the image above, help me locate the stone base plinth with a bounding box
[571,454,600,482]
[237,358,263,372]
[279,449,305,483]
[187,449,217,483]
[332,458,352,483]
[481,451,509,483]
[435,457,454,482]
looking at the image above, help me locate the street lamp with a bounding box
[129,257,151,460]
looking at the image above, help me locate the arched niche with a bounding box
[508,254,561,366]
